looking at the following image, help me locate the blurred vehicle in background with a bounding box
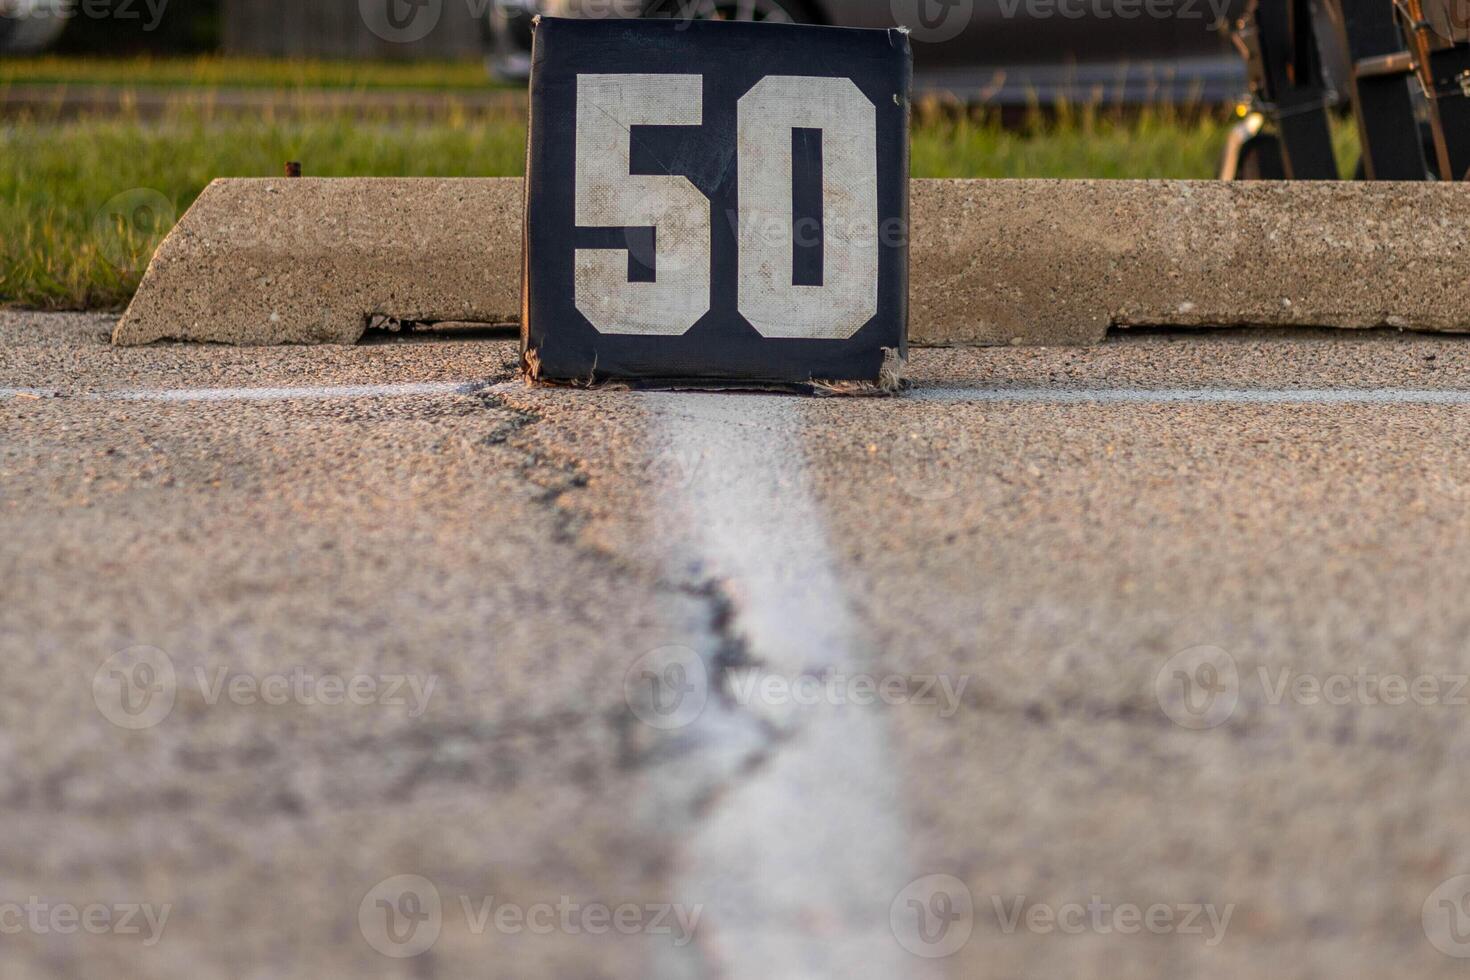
[483,0,1248,104]
[0,0,68,54]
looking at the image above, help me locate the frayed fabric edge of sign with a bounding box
[519,347,909,397]
[811,347,909,398]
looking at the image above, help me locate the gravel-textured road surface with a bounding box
[6,311,1470,978]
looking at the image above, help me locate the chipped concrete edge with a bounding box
[113,177,525,348]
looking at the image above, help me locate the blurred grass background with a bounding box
[0,58,1359,311]
[0,55,498,90]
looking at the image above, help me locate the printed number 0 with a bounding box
[573,73,879,340]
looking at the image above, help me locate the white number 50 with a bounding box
[573,73,879,340]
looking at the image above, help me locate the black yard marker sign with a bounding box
[521,16,911,389]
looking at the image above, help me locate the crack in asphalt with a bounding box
[474,387,788,783]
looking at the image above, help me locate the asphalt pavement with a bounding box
[6,311,1470,978]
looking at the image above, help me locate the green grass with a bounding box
[0,99,1360,311]
[1,111,531,309]
[0,56,497,91]
[912,106,1235,179]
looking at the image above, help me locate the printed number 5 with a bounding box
[573,73,879,340]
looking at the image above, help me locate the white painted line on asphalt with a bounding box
[2,382,482,403]
[911,385,1470,405]
[105,381,480,403]
[646,392,928,978]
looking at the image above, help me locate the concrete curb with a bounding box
[115,178,1470,348]
[911,180,1470,346]
[116,179,524,346]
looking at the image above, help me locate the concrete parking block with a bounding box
[115,178,1470,348]
[114,178,525,347]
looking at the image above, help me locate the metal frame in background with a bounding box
[1222,0,1470,180]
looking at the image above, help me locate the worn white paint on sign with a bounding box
[737,75,879,340]
[573,71,881,341]
[574,73,712,336]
